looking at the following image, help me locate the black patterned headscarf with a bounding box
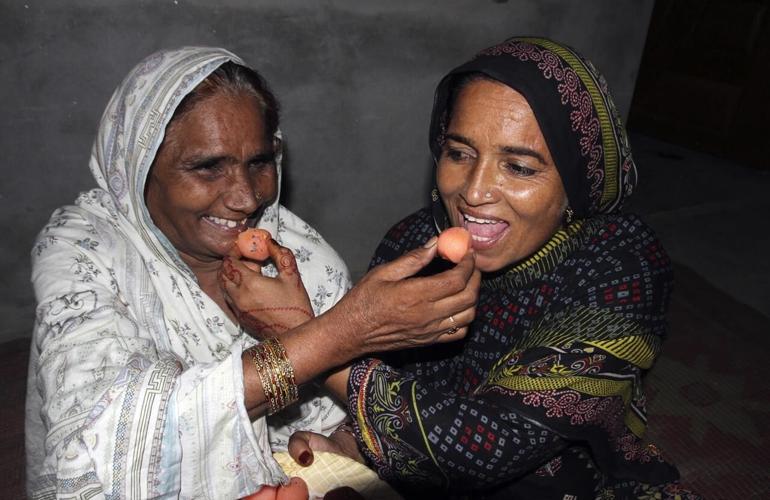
[429,36,637,220]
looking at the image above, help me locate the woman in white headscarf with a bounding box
[26,47,479,499]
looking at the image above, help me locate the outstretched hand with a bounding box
[220,236,314,339]
[323,237,481,364]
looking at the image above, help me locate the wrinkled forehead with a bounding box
[93,47,242,208]
[123,48,243,171]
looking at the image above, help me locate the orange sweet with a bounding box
[237,228,272,261]
[275,477,309,500]
[437,227,471,263]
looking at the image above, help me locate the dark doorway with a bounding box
[629,0,770,169]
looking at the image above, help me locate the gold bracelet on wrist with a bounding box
[248,338,298,415]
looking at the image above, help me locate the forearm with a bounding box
[348,359,565,490]
[243,310,355,414]
[239,241,479,415]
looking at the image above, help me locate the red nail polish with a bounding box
[298,451,312,466]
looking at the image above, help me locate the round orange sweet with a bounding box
[237,228,272,261]
[437,227,471,263]
[275,477,309,500]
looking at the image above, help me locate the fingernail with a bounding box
[298,451,312,466]
[423,236,438,248]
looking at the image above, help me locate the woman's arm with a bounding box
[263,224,354,450]
[28,210,283,499]
[225,238,481,415]
[345,358,567,491]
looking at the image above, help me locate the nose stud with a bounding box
[470,188,493,199]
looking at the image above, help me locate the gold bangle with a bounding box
[249,345,277,414]
[265,342,288,412]
[266,338,298,404]
[248,338,298,415]
[250,343,281,414]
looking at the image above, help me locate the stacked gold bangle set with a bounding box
[248,338,298,415]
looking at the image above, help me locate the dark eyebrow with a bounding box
[248,151,276,164]
[500,145,547,165]
[445,133,547,165]
[181,151,275,169]
[181,154,228,169]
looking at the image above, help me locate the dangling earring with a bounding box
[255,191,263,202]
[564,206,574,225]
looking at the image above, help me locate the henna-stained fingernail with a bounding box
[298,451,312,466]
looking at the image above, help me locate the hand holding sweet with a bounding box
[220,234,314,338]
[323,237,481,364]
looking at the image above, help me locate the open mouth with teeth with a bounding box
[461,212,509,249]
[203,215,248,231]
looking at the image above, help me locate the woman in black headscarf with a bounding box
[233,36,698,498]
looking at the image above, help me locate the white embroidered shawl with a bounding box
[25,47,350,499]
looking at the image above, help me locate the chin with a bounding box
[474,255,502,273]
[200,240,233,260]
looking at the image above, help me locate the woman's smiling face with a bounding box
[145,91,278,270]
[437,78,568,273]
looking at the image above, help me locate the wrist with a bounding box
[317,306,363,364]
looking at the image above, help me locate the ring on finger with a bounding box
[446,315,459,335]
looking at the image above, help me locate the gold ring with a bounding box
[446,315,458,335]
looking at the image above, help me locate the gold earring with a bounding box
[255,191,263,202]
[565,206,574,225]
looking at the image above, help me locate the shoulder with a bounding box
[555,214,673,326]
[32,188,128,258]
[369,208,437,269]
[32,200,121,267]
[568,214,671,279]
[30,203,130,342]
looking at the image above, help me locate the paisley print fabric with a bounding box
[348,209,699,498]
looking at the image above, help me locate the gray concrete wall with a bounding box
[0,0,654,342]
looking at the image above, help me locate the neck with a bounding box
[188,258,239,324]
